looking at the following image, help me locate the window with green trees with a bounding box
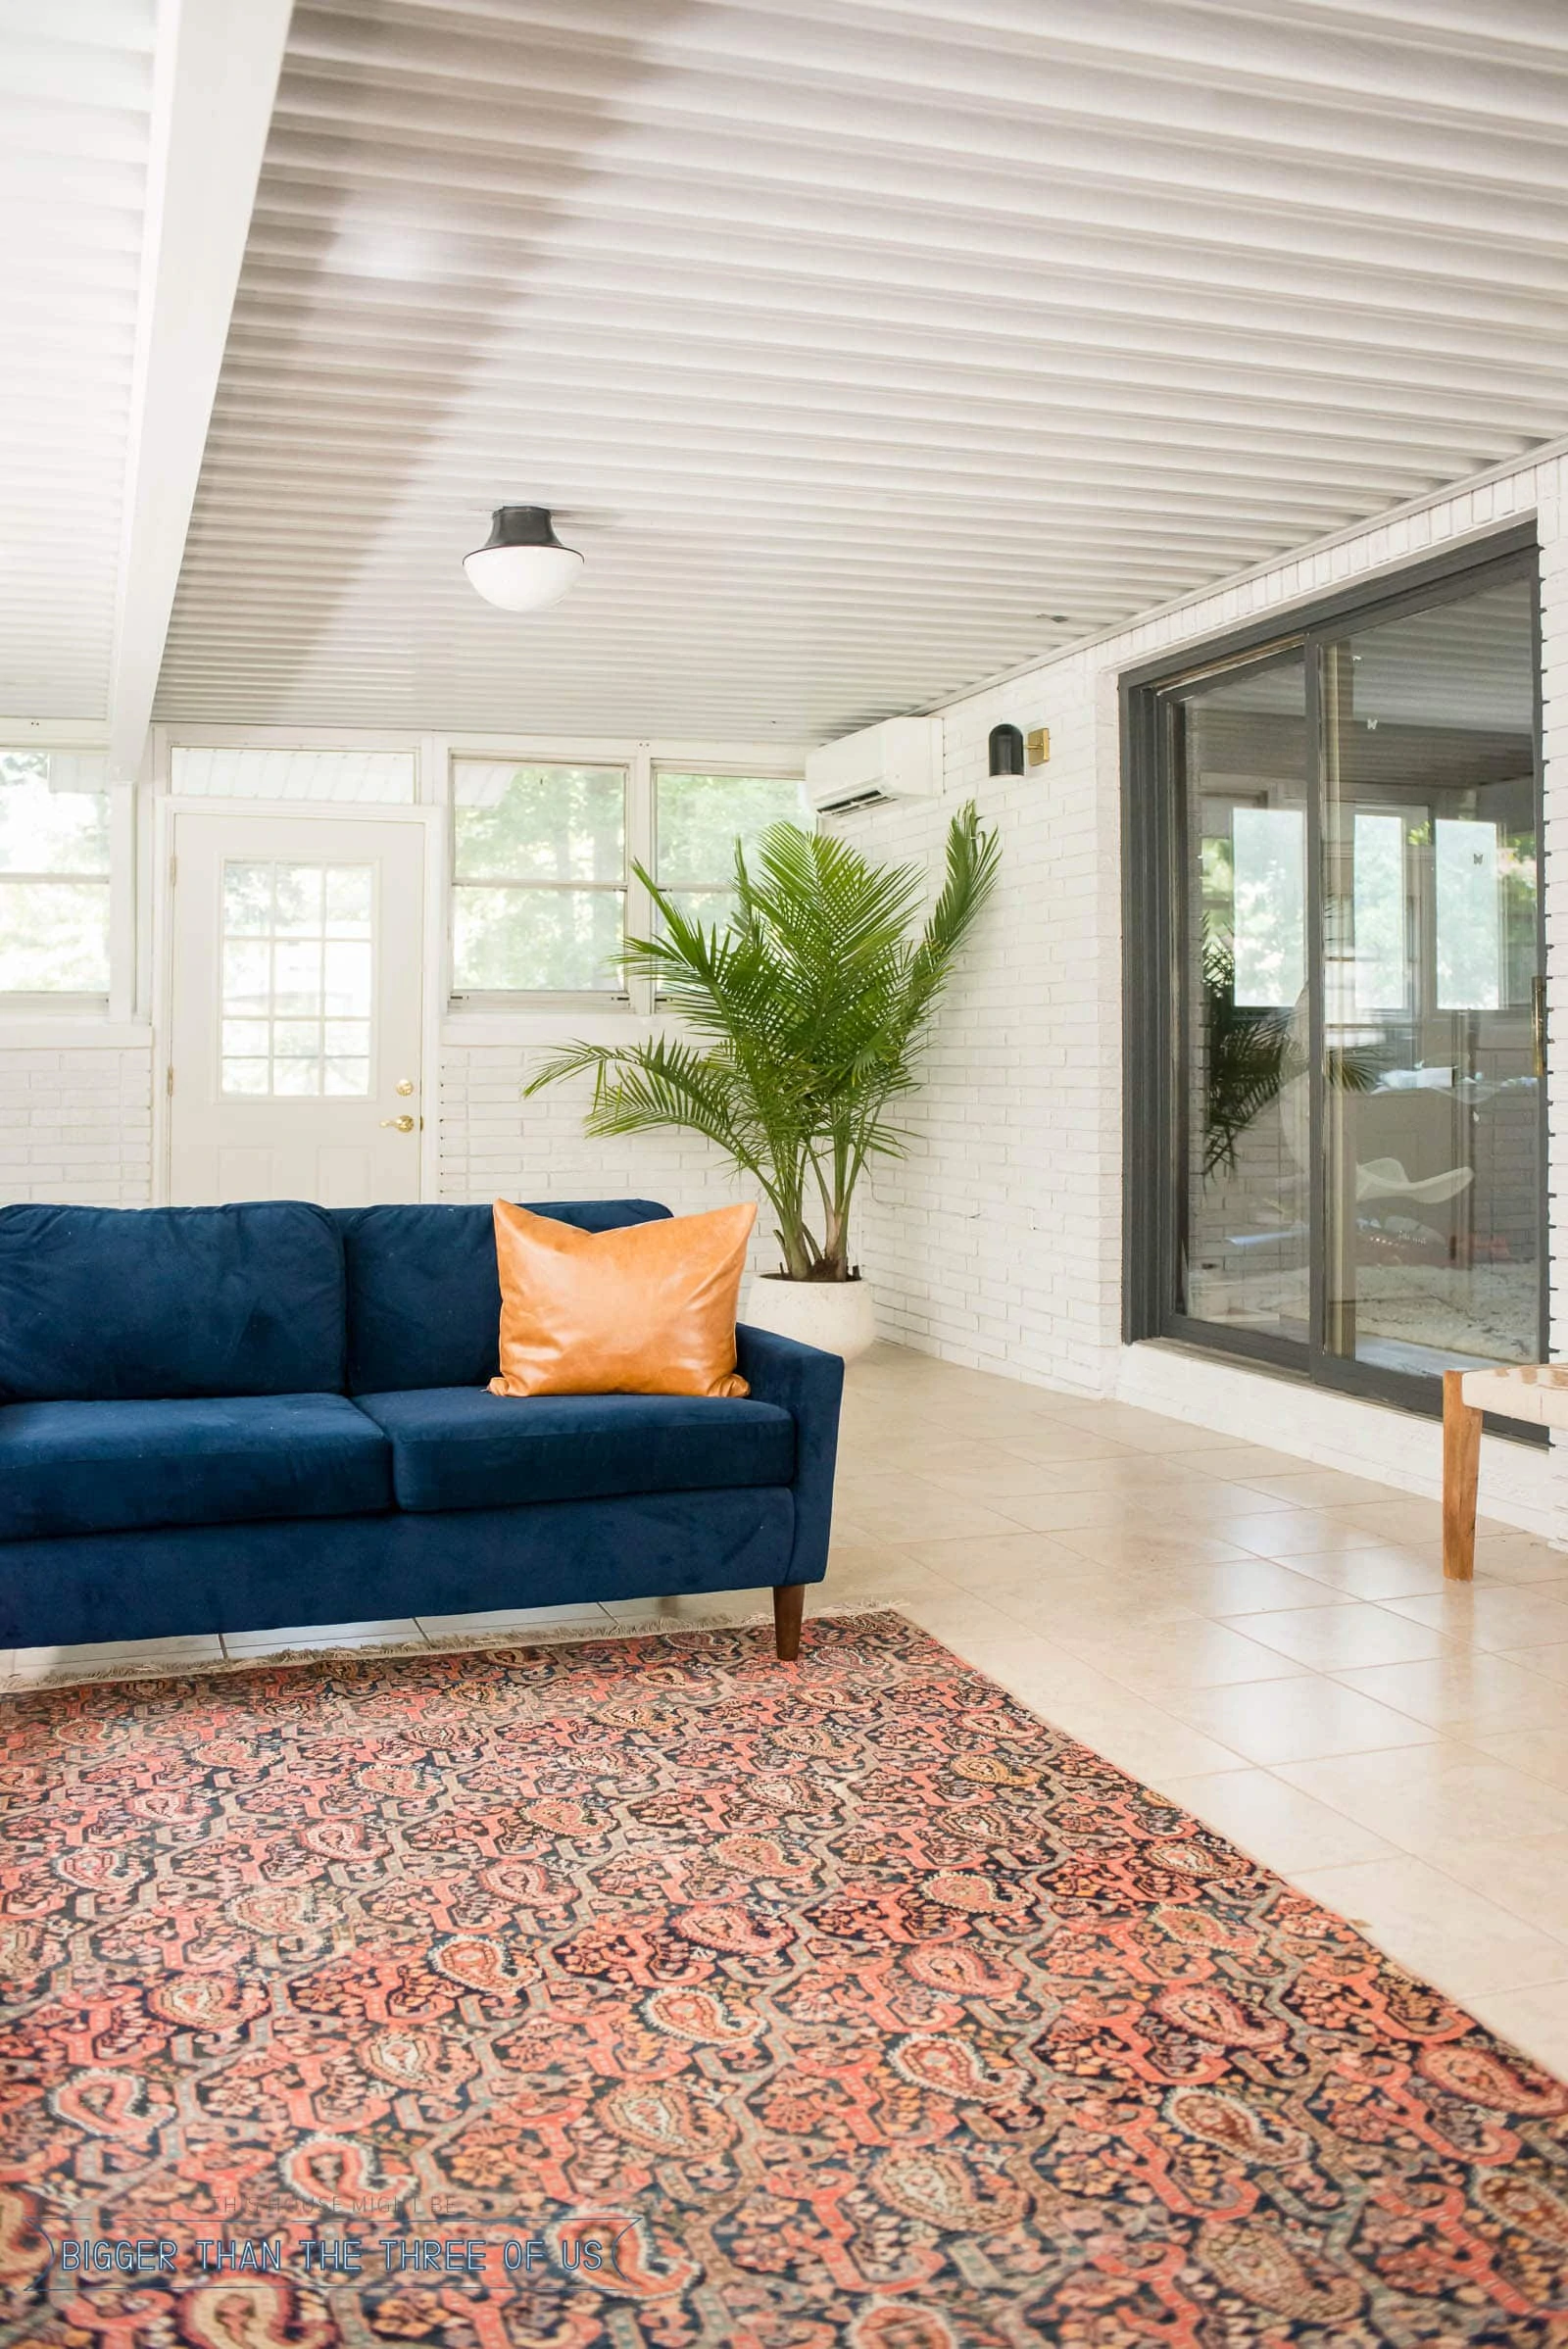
[0,751,112,997]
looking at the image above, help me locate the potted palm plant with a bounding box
[525,803,1001,1358]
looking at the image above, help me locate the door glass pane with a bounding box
[220,860,373,1098]
[1176,653,1311,1344]
[1321,576,1540,1373]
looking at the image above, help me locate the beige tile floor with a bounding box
[9,1343,1568,2077]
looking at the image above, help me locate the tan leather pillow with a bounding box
[489,1200,756,1398]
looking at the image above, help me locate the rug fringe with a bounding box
[0,1599,906,1695]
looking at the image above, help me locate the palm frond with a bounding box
[526,804,1001,1277]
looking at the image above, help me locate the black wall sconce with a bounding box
[988,723,1024,777]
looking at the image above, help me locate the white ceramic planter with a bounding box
[743,1274,879,1362]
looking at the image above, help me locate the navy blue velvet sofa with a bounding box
[0,1199,843,1660]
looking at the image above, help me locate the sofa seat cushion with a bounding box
[0,1395,391,1543]
[356,1386,795,1514]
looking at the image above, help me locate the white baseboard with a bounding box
[1116,1341,1558,1542]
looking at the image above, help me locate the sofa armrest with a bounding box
[735,1322,844,1587]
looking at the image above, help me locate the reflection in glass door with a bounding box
[1157,556,1543,1405]
[1177,652,1313,1345]
[1321,577,1541,1375]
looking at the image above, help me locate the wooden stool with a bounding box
[1443,1363,1568,1580]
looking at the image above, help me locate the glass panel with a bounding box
[0,752,110,876]
[273,865,324,934]
[0,751,112,993]
[453,885,624,994]
[1352,813,1406,1011]
[272,940,323,1015]
[0,879,111,993]
[323,940,371,1016]
[222,863,273,933]
[221,939,270,1017]
[451,762,626,994]
[324,866,372,933]
[1321,576,1539,1374]
[1176,653,1311,1346]
[1435,819,1501,1009]
[453,762,624,882]
[661,887,741,934]
[655,770,808,887]
[220,859,374,1098]
[172,748,416,803]
[1231,807,1305,1006]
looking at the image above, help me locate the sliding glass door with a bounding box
[1130,543,1544,1412]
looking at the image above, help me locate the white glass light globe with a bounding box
[463,507,583,612]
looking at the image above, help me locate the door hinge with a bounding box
[166,1065,174,1098]
[169,853,177,888]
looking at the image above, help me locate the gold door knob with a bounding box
[379,1115,416,1133]
[395,1078,416,1096]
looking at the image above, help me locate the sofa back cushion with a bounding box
[0,1201,347,1401]
[334,1199,670,1395]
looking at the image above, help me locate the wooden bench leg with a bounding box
[1443,1369,1482,1583]
[772,1584,805,1661]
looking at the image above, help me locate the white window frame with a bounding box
[448,746,636,1013]
[650,758,813,905]
[0,727,136,1030]
[440,737,809,1023]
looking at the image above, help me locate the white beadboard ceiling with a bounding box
[0,0,157,720]
[31,0,1568,742]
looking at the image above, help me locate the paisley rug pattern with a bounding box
[1,1609,1566,2345]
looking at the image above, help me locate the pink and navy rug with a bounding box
[0,1610,1564,2343]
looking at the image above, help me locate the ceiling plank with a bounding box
[107,0,293,779]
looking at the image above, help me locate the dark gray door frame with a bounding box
[1120,523,1544,1424]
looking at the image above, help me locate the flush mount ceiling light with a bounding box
[463,506,583,612]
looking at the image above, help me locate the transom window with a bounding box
[220,859,373,1097]
[0,751,111,999]
[172,747,416,803]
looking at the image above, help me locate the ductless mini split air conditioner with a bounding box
[805,714,942,816]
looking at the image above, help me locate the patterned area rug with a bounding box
[2,1609,1566,2345]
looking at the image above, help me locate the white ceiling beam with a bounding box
[107,0,293,782]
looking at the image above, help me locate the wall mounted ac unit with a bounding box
[806,714,942,816]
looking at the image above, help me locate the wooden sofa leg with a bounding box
[772,1585,805,1661]
[1443,1368,1482,1583]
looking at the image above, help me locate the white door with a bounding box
[168,809,426,1205]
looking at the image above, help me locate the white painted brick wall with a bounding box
[0,1045,153,1205]
[439,1039,776,1278]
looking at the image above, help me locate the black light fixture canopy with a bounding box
[479,505,566,551]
